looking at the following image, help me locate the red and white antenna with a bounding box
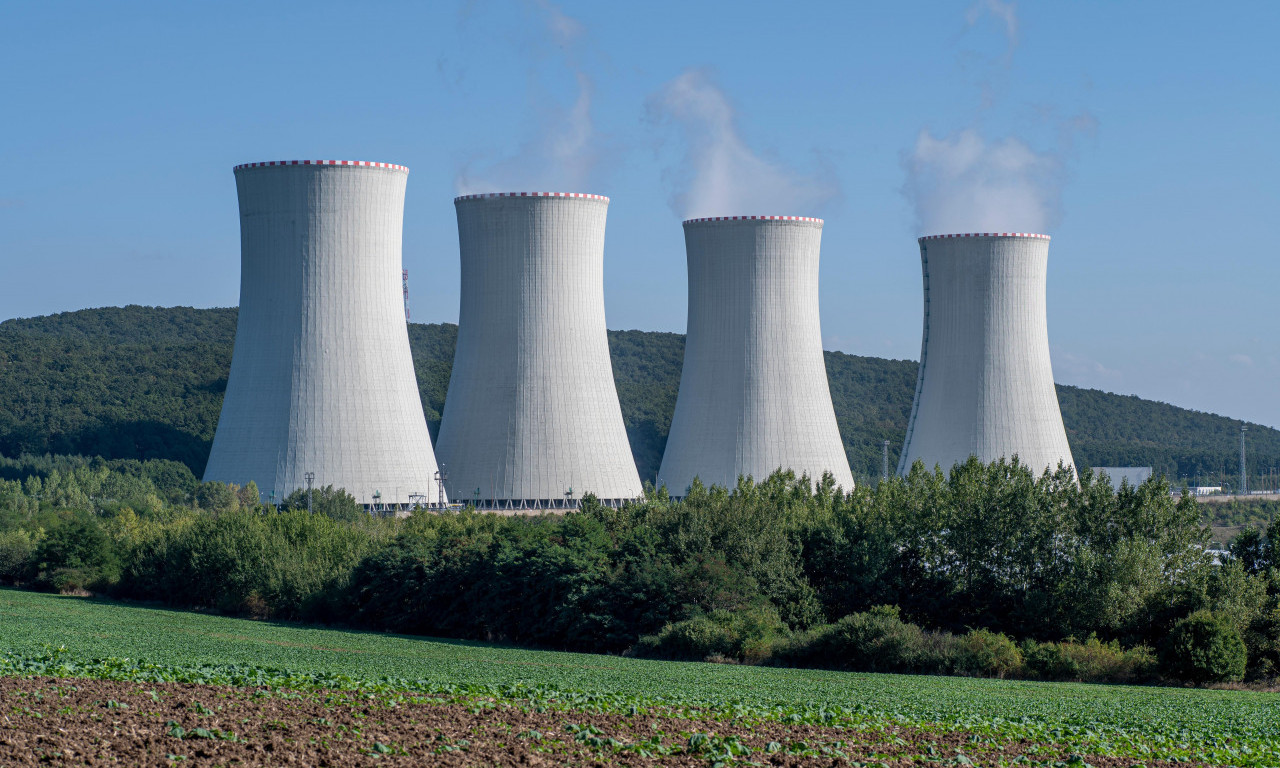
[402,268,410,322]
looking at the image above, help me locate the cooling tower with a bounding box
[204,160,445,509]
[897,233,1075,476]
[658,216,855,495]
[434,192,642,511]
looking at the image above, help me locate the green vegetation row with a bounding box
[1,591,1277,766]
[1,304,1277,484]
[2,451,1277,685]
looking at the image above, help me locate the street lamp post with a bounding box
[434,467,447,509]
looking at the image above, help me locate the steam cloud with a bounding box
[647,69,838,220]
[454,1,598,195]
[903,0,1093,235]
[903,129,1062,235]
[965,0,1018,50]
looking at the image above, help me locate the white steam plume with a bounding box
[647,69,838,220]
[454,1,598,195]
[903,2,1094,235]
[903,129,1061,234]
[965,0,1018,49]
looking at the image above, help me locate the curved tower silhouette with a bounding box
[435,192,642,511]
[658,216,854,494]
[204,160,444,509]
[898,233,1074,476]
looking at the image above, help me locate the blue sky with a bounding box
[2,1,1278,428]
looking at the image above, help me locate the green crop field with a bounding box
[2,588,1277,766]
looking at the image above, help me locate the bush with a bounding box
[1021,641,1081,680]
[33,511,120,592]
[116,508,378,618]
[955,629,1023,678]
[1243,605,1280,681]
[282,485,365,522]
[1161,611,1248,684]
[0,528,38,584]
[1022,637,1157,683]
[630,606,789,664]
[1061,637,1157,683]
[778,606,946,673]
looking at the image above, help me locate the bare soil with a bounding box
[0,677,1200,766]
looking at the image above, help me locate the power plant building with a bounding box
[658,216,855,494]
[204,160,445,509]
[897,233,1075,476]
[434,192,643,510]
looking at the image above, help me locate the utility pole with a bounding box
[882,440,890,482]
[1240,425,1248,495]
[304,471,315,514]
[435,467,447,509]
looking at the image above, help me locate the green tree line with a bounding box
[2,306,1276,485]
[0,453,1276,685]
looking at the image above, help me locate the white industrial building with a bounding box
[434,192,643,511]
[898,233,1075,477]
[204,160,445,509]
[658,216,855,495]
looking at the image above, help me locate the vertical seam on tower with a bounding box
[899,243,929,475]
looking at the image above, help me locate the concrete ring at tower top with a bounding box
[233,160,409,172]
[683,215,823,224]
[453,192,609,202]
[919,232,1050,240]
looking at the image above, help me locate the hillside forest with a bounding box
[0,305,1276,488]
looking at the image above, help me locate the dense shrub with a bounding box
[955,629,1023,678]
[1161,611,1248,683]
[282,485,364,522]
[777,606,940,673]
[117,509,382,618]
[1021,640,1081,679]
[0,528,38,584]
[1021,637,1156,683]
[629,607,790,664]
[33,510,120,592]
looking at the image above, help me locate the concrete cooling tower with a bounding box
[204,160,445,509]
[434,192,643,511]
[897,233,1075,477]
[658,216,855,495]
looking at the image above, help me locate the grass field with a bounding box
[2,588,1278,766]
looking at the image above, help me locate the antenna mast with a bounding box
[1241,425,1248,495]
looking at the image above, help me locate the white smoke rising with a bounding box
[904,129,1061,234]
[965,0,1018,49]
[903,2,1094,235]
[454,1,598,195]
[647,69,838,220]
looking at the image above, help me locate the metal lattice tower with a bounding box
[1241,425,1248,495]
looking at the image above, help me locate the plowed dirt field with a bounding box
[0,677,1201,767]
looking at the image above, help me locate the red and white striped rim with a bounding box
[684,215,823,224]
[454,192,609,202]
[919,232,1049,240]
[234,160,409,172]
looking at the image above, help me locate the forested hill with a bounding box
[0,305,1275,485]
